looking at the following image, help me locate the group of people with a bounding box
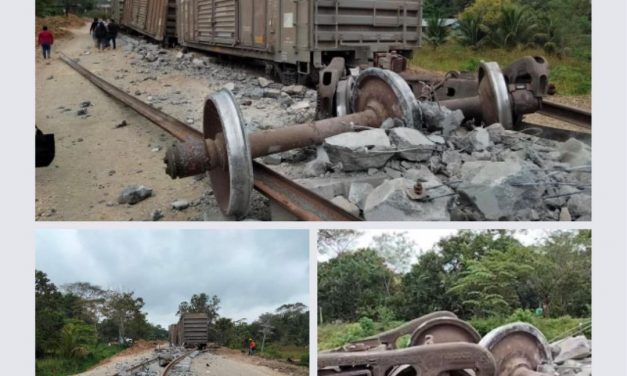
[90,18,119,50]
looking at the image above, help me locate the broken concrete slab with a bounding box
[348,182,374,210]
[324,129,396,172]
[303,146,330,177]
[553,336,592,364]
[467,127,491,152]
[118,185,152,205]
[296,174,389,201]
[389,127,436,162]
[417,101,465,136]
[558,138,591,168]
[258,77,272,88]
[567,194,592,220]
[364,168,453,221]
[457,160,545,220]
[331,196,361,217]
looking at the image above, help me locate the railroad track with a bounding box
[162,349,203,376]
[59,53,360,222]
[538,99,591,129]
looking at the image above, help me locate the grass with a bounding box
[319,316,590,351]
[410,42,591,96]
[318,320,404,351]
[36,343,125,376]
[258,344,310,367]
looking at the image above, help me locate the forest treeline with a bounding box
[36,274,309,373]
[318,230,591,325]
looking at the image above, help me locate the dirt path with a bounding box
[35,24,272,221]
[191,349,307,376]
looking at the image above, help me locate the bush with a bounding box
[456,13,486,48]
[458,0,513,28]
[358,317,376,337]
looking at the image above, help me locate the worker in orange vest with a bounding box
[248,338,257,355]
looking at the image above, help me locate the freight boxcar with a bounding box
[111,0,125,22]
[177,313,209,348]
[176,0,422,83]
[168,324,179,346]
[121,0,178,44]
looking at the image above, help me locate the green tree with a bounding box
[103,292,145,342]
[456,13,486,48]
[395,251,449,320]
[177,293,221,323]
[371,232,417,274]
[485,4,538,50]
[531,230,591,317]
[318,249,397,322]
[318,230,363,256]
[58,319,97,359]
[424,12,450,50]
[36,270,65,358]
[448,245,537,317]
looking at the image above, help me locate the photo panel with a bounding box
[35,2,591,222]
[316,229,591,376]
[35,229,311,376]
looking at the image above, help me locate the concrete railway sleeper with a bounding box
[318,313,574,376]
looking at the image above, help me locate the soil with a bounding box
[193,348,308,376]
[35,23,271,221]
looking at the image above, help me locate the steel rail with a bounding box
[539,100,591,129]
[59,53,360,221]
[113,356,160,376]
[518,121,591,145]
[162,349,197,376]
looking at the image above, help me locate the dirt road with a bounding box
[72,346,306,376]
[191,349,307,376]
[35,23,277,221]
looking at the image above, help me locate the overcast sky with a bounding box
[319,229,555,261]
[36,230,309,328]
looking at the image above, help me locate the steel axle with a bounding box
[164,68,416,218]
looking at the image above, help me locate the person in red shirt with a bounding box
[38,26,54,60]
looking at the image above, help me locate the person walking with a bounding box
[107,19,119,50]
[94,21,108,51]
[89,18,99,48]
[38,26,54,60]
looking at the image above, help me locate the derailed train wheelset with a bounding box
[318,312,555,376]
[163,57,549,219]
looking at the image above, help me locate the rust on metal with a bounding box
[253,162,362,221]
[59,53,201,143]
[162,349,199,376]
[59,54,360,221]
[336,312,458,352]
[318,342,497,376]
[539,100,591,129]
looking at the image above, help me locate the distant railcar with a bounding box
[111,0,125,22]
[120,0,178,44]
[176,313,209,348]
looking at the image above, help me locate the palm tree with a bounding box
[485,5,538,50]
[424,12,450,50]
[457,13,486,48]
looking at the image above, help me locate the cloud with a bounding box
[36,229,309,328]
